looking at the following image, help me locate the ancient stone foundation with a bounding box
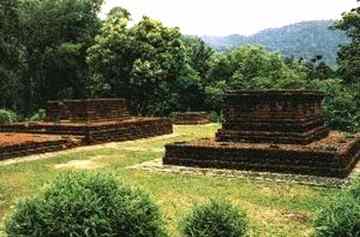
[0,134,79,161]
[0,118,173,145]
[164,90,360,178]
[171,112,211,125]
[46,98,129,122]
[0,98,173,154]
[216,90,329,144]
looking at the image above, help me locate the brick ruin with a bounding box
[0,133,80,161]
[216,90,329,144]
[171,112,211,125]
[46,98,129,122]
[0,98,173,152]
[164,90,360,178]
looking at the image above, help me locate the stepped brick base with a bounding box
[163,132,360,178]
[46,98,130,122]
[217,90,329,144]
[0,134,80,161]
[0,118,173,145]
[171,112,211,125]
[216,126,330,145]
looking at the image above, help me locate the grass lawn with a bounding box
[0,124,338,237]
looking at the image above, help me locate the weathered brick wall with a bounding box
[163,137,360,178]
[0,118,173,145]
[171,112,211,125]
[0,139,79,161]
[46,98,129,122]
[216,90,329,144]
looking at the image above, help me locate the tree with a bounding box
[181,36,214,80]
[165,36,215,112]
[0,0,23,110]
[88,14,189,115]
[205,45,309,111]
[19,0,104,115]
[334,6,360,84]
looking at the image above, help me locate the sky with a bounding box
[101,0,359,36]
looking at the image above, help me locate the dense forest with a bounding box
[0,0,359,132]
[202,20,349,65]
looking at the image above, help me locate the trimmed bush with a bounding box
[209,111,222,123]
[347,177,360,201]
[180,199,248,237]
[6,172,168,237]
[30,109,46,121]
[313,193,360,237]
[0,109,17,125]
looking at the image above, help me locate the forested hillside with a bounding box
[202,20,349,65]
[0,0,359,132]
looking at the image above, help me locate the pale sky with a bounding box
[101,0,359,36]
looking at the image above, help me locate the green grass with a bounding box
[0,124,338,237]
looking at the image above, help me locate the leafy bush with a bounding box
[30,109,47,121]
[317,79,360,133]
[209,111,222,123]
[180,199,248,237]
[0,109,17,124]
[347,176,360,201]
[6,172,168,237]
[313,193,360,237]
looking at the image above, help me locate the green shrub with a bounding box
[347,177,360,201]
[209,111,222,123]
[180,199,248,237]
[0,109,17,124]
[302,78,359,133]
[6,172,168,237]
[30,109,47,121]
[313,193,360,237]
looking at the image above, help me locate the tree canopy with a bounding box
[334,6,360,84]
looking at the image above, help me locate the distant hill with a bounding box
[201,20,349,65]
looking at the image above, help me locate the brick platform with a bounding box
[0,118,173,145]
[0,133,80,161]
[46,98,129,122]
[171,112,211,125]
[216,90,329,144]
[163,90,359,178]
[164,133,360,178]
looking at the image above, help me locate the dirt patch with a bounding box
[54,160,104,170]
[120,147,165,152]
[0,133,67,147]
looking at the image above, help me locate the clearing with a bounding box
[0,124,339,237]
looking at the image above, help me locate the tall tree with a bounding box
[334,5,360,84]
[88,13,189,115]
[0,0,23,110]
[205,45,309,111]
[19,0,104,115]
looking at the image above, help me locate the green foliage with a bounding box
[0,109,17,125]
[5,171,168,237]
[180,199,248,237]
[88,15,188,115]
[313,176,360,237]
[335,7,360,84]
[19,0,104,115]
[313,191,360,237]
[168,36,215,112]
[30,109,46,121]
[209,111,222,123]
[0,0,23,110]
[205,45,310,111]
[347,177,360,201]
[318,80,360,133]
